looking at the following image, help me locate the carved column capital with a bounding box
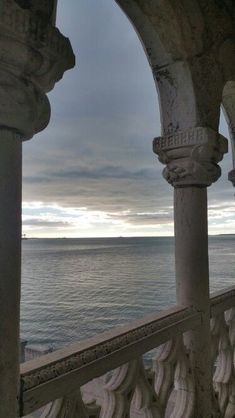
[0,0,75,140]
[153,127,228,187]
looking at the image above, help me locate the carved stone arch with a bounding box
[222,80,235,135]
[114,0,228,189]
[115,0,224,135]
[222,80,235,186]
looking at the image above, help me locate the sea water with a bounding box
[20,236,235,350]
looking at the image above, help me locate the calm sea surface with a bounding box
[20,236,235,350]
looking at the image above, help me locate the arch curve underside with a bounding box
[115,0,235,135]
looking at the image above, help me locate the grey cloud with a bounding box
[25,165,156,181]
[21,1,235,235]
[23,220,70,227]
[113,212,173,225]
[23,180,171,214]
[22,0,162,224]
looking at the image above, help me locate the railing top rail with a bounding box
[20,304,200,416]
[210,285,235,317]
[20,285,235,415]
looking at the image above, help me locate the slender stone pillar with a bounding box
[0,1,75,416]
[174,186,211,416]
[153,126,228,417]
[0,132,22,417]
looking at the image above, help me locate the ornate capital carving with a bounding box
[153,127,228,187]
[0,0,75,140]
[0,70,50,140]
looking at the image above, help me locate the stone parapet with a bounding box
[153,127,228,187]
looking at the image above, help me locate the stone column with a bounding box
[0,1,74,416]
[153,127,228,417]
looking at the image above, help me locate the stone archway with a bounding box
[0,1,235,417]
[114,2,234,417]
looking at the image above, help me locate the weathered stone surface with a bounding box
[1,1,234,418]
[0,2,74,417]
[153,127,228,187]
[223,82,235,187]
[228,169,235,187]
[117,0,235,134]
[14,0,56,24]
[0,0,75,140]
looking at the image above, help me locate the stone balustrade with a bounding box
[19,286,235,418]
[210,287,235,416]
[0,2,232,417]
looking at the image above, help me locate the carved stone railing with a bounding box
[20,306,200,417]
[20,286,235,418]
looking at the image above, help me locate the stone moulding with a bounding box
[153,126,228,187]
[153,127,209,152]
[20,286,235,416]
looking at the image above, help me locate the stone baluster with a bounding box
[212,313,232,414]
[211,315,221,370]
[41,390,89,418]
[212,319,226,414]
[171,341,195,418]
[101,357,160,418]
[153,336,195,417]
[132,358,160,417]
[225,325,235,418]
[211,308,235,417]
[153,338,179,412]
[101,360,139,418]
[153,126,228,417]
[40,389,100,418]
[0,1,74,416]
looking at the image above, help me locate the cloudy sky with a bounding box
[22,0,235,238]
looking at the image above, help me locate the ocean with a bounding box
[20,236,235,351]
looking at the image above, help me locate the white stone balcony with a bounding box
[0,1,235,417]
[20,286,235,418]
